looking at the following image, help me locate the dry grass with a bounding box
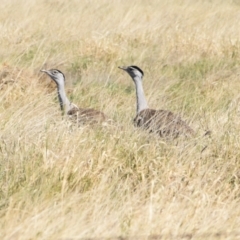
[1,0,240,239]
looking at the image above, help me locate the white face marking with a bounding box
[118,65,144,80]
[52,69,59,75]
[44,69,65,86]
[127,67,143,80]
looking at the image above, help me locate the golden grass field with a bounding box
[1,0,240,239]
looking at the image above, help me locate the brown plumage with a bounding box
[134,109,195,138]
[67,107,106,125]
[118,65,195,138]
[41,69,108,125]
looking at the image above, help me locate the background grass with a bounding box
[1,0,240,239]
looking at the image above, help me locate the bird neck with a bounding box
[57,83,71,114]
[133,76,149,113]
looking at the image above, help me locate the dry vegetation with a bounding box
[1,0,240,239]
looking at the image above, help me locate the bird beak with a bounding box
[40,69,52,77]
[118,66,128,71]
[40,69,54,80]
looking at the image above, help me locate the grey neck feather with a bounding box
[133,76,149,113]
[57,83,71,114]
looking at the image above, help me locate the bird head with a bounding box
[118,65,144,80]
[41,69,65,86]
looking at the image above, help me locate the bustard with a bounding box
[118,65,195,138]
[41,69,107,125]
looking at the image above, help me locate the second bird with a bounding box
[118,65,195,139]
[41,69,107,125]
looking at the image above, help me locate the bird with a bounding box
[118,65,195,138]
[41,69,107,125]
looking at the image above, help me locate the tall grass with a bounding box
[1,0,240,239]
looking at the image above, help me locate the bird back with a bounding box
[67,107,107,125]
[134,108,195,139]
